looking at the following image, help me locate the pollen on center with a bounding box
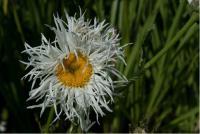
[56,52,93,88]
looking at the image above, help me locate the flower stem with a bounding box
[43,107,54,133]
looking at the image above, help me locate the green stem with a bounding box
[12,3,25,42]
[43,107,54,133]
[144,13,198,69]
[167,0,185,41]
[173,23,198,58]
[110,0,119,25]
[124,0,161,77]
[168,107,199,125]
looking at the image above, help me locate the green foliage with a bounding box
[0,0,198,132]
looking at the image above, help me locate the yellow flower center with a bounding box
[56,52,93,88]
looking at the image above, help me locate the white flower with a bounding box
[22,11,127,131]
[0,121,6,132]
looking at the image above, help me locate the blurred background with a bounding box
[0,0,199,133]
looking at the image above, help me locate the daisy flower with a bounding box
[22,11,127,131]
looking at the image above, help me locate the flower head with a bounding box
[22,11,127,131]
